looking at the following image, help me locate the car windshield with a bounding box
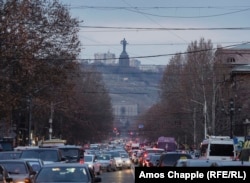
[0,152,21,160]
[120,153,129,158]
[162,154,191,166]
[59,149,79,158]
[36,167,89,182]
[84,156,93,162]
[109,151,120,158]
[97,155,111,160]
[0,162,27,174]
[21,150,58,162]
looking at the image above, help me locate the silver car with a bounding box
[96,154,116,172]
[120,153,131,169]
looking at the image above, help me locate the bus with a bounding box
[157,136,177,152]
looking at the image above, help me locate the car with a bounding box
[19,148,65,164]
[33,163,102,183]
[20,158,44,173]
[120,153,131,169]
[175,159,250,167]
[0,151,21,160]
[84,154,102,175]
[108,151,123,170]
[96,154,116,172]
[0,159,37,183]
[57,145,85,163]
[143,153,161,167]
[0,164,12,183]
[157,152,193,167]
[174,159,219,167]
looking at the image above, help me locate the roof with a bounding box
[230,43,250,50]
[42,162,89,168]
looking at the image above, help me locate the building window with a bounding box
[227,57,236,63]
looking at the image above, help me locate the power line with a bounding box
[69,5,250,18]
[80,25,250,31]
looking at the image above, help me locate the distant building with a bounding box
[214,43,250,136]
[139,64,165,72]
[130,58,141,67]
[119,38,130,67]
[94,51,116,65]
[215,43,250,66]
[113,101,139,131]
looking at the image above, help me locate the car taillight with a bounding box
[79,159,84,164]
[24,178,31,183]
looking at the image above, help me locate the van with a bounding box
[199,136,236,161]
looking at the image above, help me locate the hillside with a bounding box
[92,64,163,113]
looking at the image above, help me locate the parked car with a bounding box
[0,151,21,160]
[20,148,65,164]
[84,154,102,175]
[33,163,101,183]
[157,152,192,167]
[0,159,36,183]
[96,154,116,172]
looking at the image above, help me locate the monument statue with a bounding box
[120,38,128,52]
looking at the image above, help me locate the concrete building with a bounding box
[94,51,116,65]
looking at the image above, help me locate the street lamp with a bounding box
[221,98,235,138]
[243,119,250,136]
[190,99,207,139]
[49,118,53,140]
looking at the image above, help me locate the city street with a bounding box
[100,166,135,183]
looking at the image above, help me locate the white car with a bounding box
[120,153,131,169]
[84,154,102,175]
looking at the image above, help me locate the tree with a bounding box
[2,0,81,143]
[140,38,215,146]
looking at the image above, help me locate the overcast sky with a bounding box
[59,0,250,65]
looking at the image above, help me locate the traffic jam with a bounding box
[0,135,250,183]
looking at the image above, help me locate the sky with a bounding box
[59,0,250,65]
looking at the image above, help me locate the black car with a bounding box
[33,163,101,183]
[157,152,192,167]
[57,145,84,163]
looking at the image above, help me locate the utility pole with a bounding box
[49,102,54,140]
[28,96,32,146]
[193,107,196,147]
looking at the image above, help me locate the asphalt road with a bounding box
[100,165,135,183]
